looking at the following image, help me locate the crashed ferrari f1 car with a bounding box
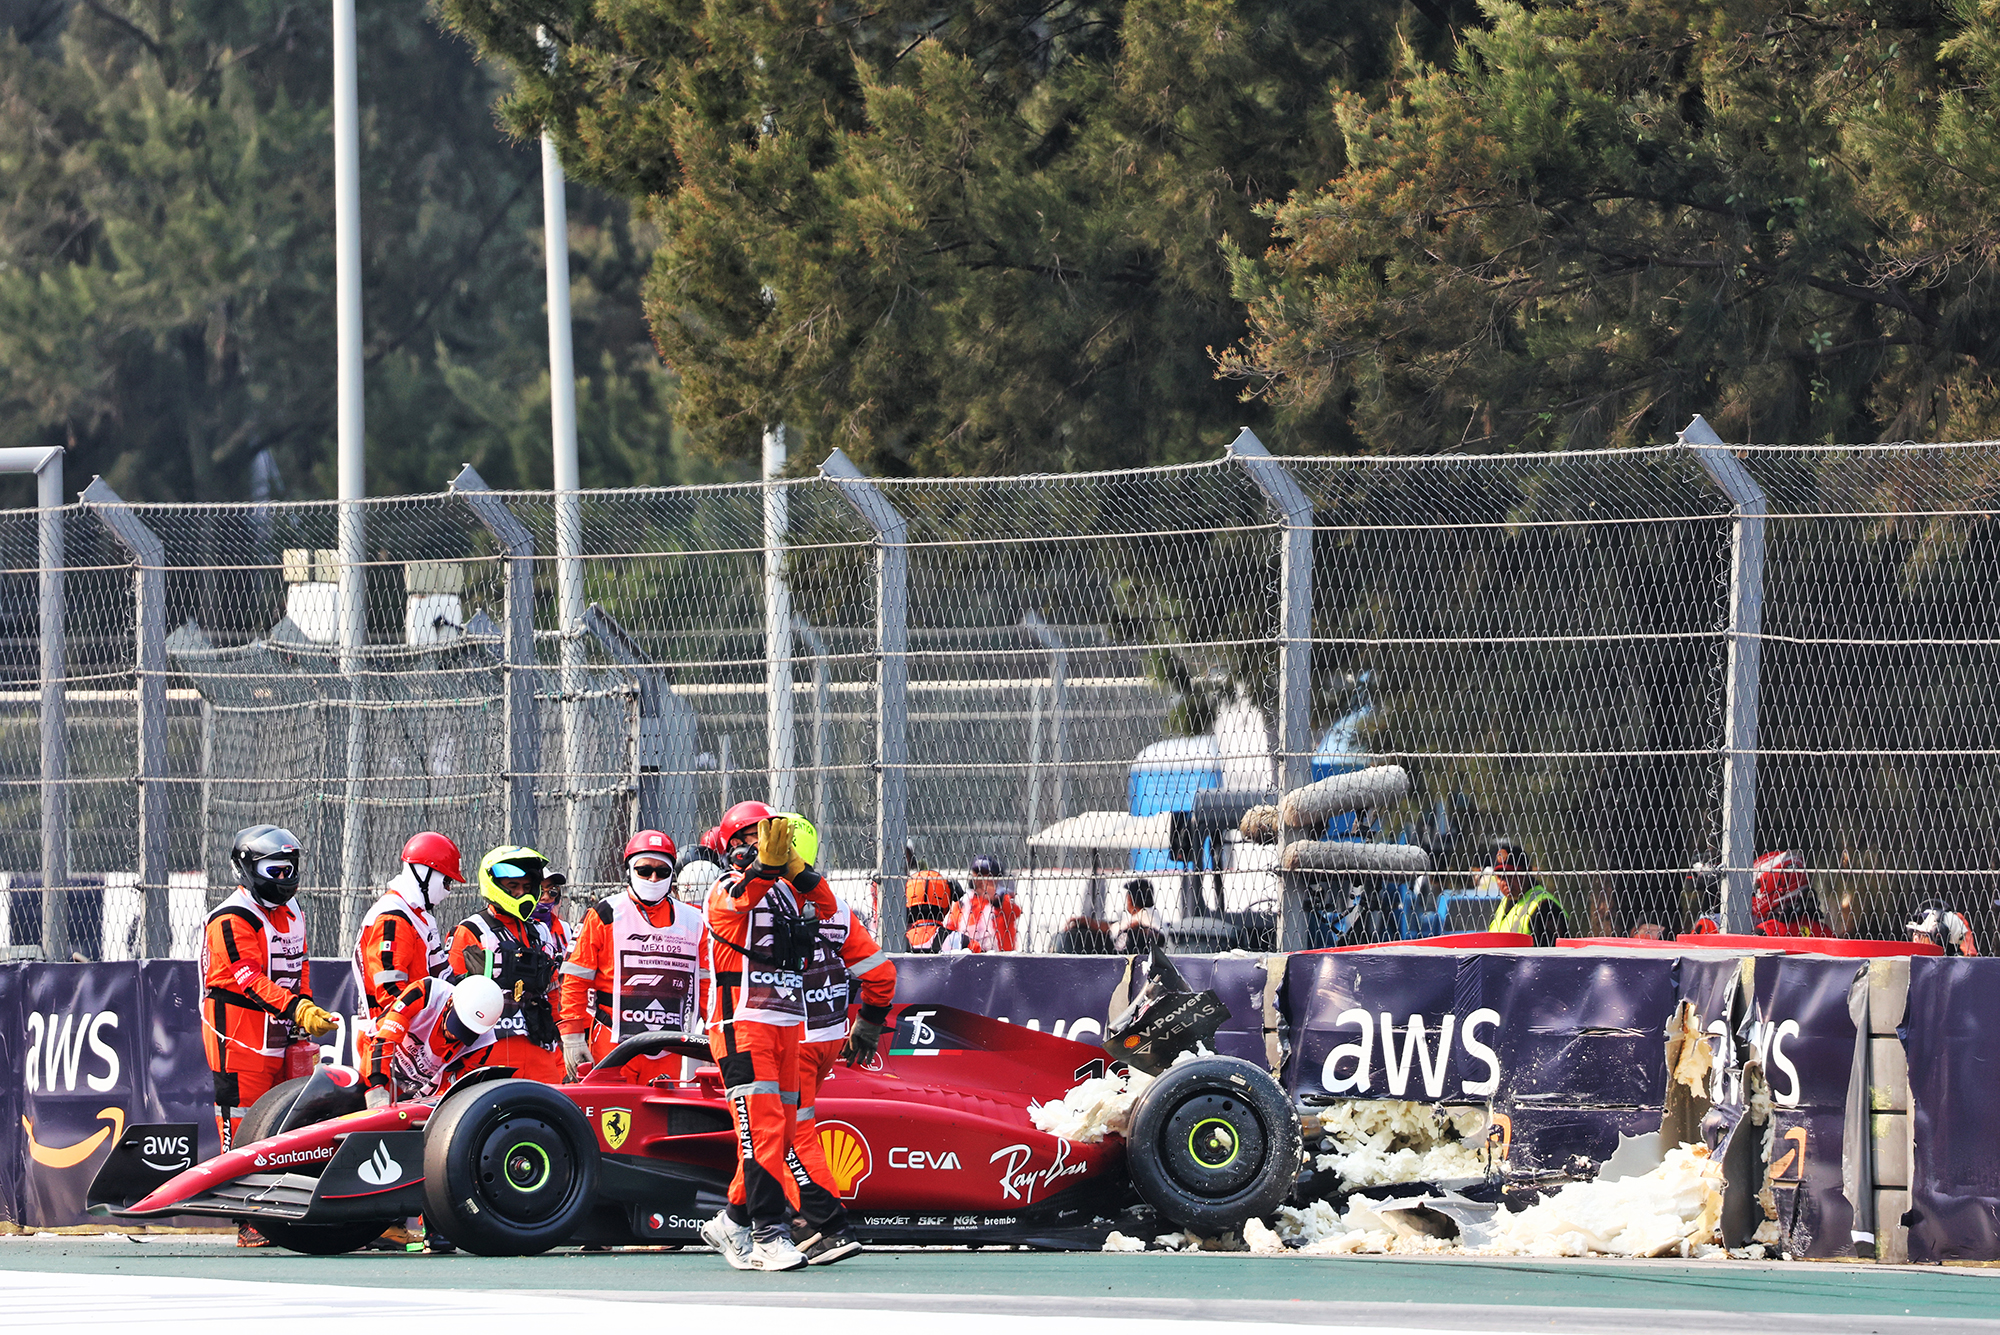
[89,962,1301,1255]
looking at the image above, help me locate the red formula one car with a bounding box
[90,984,1300,1256]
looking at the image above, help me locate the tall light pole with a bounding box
[333,0,368,920]
[543,123,585,885]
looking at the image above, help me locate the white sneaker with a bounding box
[749,1230,808,1271]
[700,1211,754,1270]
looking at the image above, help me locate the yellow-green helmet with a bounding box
[777,813,819,867]
[479,845,548,919]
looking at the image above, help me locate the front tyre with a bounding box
[1124,1056,1301,1236]
[422,1079,599,1256]
[255,1219,390,1255]
[236,1075,381,1256]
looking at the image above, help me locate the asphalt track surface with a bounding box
[2,1235,1996,1334]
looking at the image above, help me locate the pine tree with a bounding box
[440,0,1473,472]
[0,0,707,502]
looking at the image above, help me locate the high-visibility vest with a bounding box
[200,888,309,1064]
[1489,885,1559,936]
[351,889,444,1028]
[579,892,702,1041]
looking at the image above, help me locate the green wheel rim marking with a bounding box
[505,1140,552,1192]
[1188,1117,1241,1169]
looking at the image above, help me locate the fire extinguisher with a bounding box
[284,1038,324,1081]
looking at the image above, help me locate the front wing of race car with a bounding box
[91,1107,432,1227]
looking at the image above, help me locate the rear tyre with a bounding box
[235,1076,382,1255]
[1124,1056,1301,1235]
[422,1079,600,1256]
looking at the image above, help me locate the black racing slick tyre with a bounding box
[255,1219,391,1255]
[236,1075,382,1256]
[422,1079,600,1256]
[1124,1056,1301,1236]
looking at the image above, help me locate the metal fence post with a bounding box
[765,428,796,812]
[451,465,542,849]
[821,450,908,946]
[794,616,831,836]
[1022,613,1068,828]
[0,448,67,956]
[1682,414,1768,934]
[81,478,169,956]
[1227,428,1316,950]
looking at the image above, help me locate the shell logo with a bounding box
[816,1120,872,1199]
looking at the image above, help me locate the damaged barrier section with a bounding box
[5,946,1998,1263]
[1264,945,1873,1260]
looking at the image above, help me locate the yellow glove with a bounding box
[756,816,794,871]
[782,814,819,876]
[292,999,339,1038]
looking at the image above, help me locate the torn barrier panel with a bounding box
[1907,956,2000,1262]
[1665,950,1864,1258]
[1282,949,1678,1184]
[1751,955,1863,1259]
[888,953,1280,1069]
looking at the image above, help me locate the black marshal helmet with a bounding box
[231,824,302,906]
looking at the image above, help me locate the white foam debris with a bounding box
[1484,1144,1723,1258]
[1028,1067,1156,1142]
[1262,1141,1727,1260]
[1101,1231,1147,1252]
[1242,1218,1286,1253]
[1311,1099,1492,1187]
[1152,1231,1191,1251]
[1188,1230,1247,1251]
[1669,1001,1714,1095]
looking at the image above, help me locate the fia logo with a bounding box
[356,1140,403,1187]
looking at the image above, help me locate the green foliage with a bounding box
[1220,0,2000,452]
[439,0,1476,473]
[0,0,710,502]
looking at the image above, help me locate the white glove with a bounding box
[365,1083,392,1110]
[562,1032,590,1081]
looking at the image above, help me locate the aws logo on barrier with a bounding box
[1317,1008,1504,1098]
[22,1008,127,1169]
[1705,1016,1806,1109]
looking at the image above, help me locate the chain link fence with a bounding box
[0,435,1992,959]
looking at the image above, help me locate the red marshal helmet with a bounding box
[401,831,464,884]
[699,826,723,853]
[1751,849,1811,921]
[623,829,677,865]
[716,800,777,847]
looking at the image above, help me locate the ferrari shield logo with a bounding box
[600,1108,633,1150]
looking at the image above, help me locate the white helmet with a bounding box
[451,975,507,1035]
[676,859,722,904]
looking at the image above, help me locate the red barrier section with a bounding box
[1301,932,1532,955]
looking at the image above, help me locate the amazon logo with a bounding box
[22,1008,130,1172]
[23,1107,126,1169]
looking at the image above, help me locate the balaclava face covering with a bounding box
[628,864,673,905]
